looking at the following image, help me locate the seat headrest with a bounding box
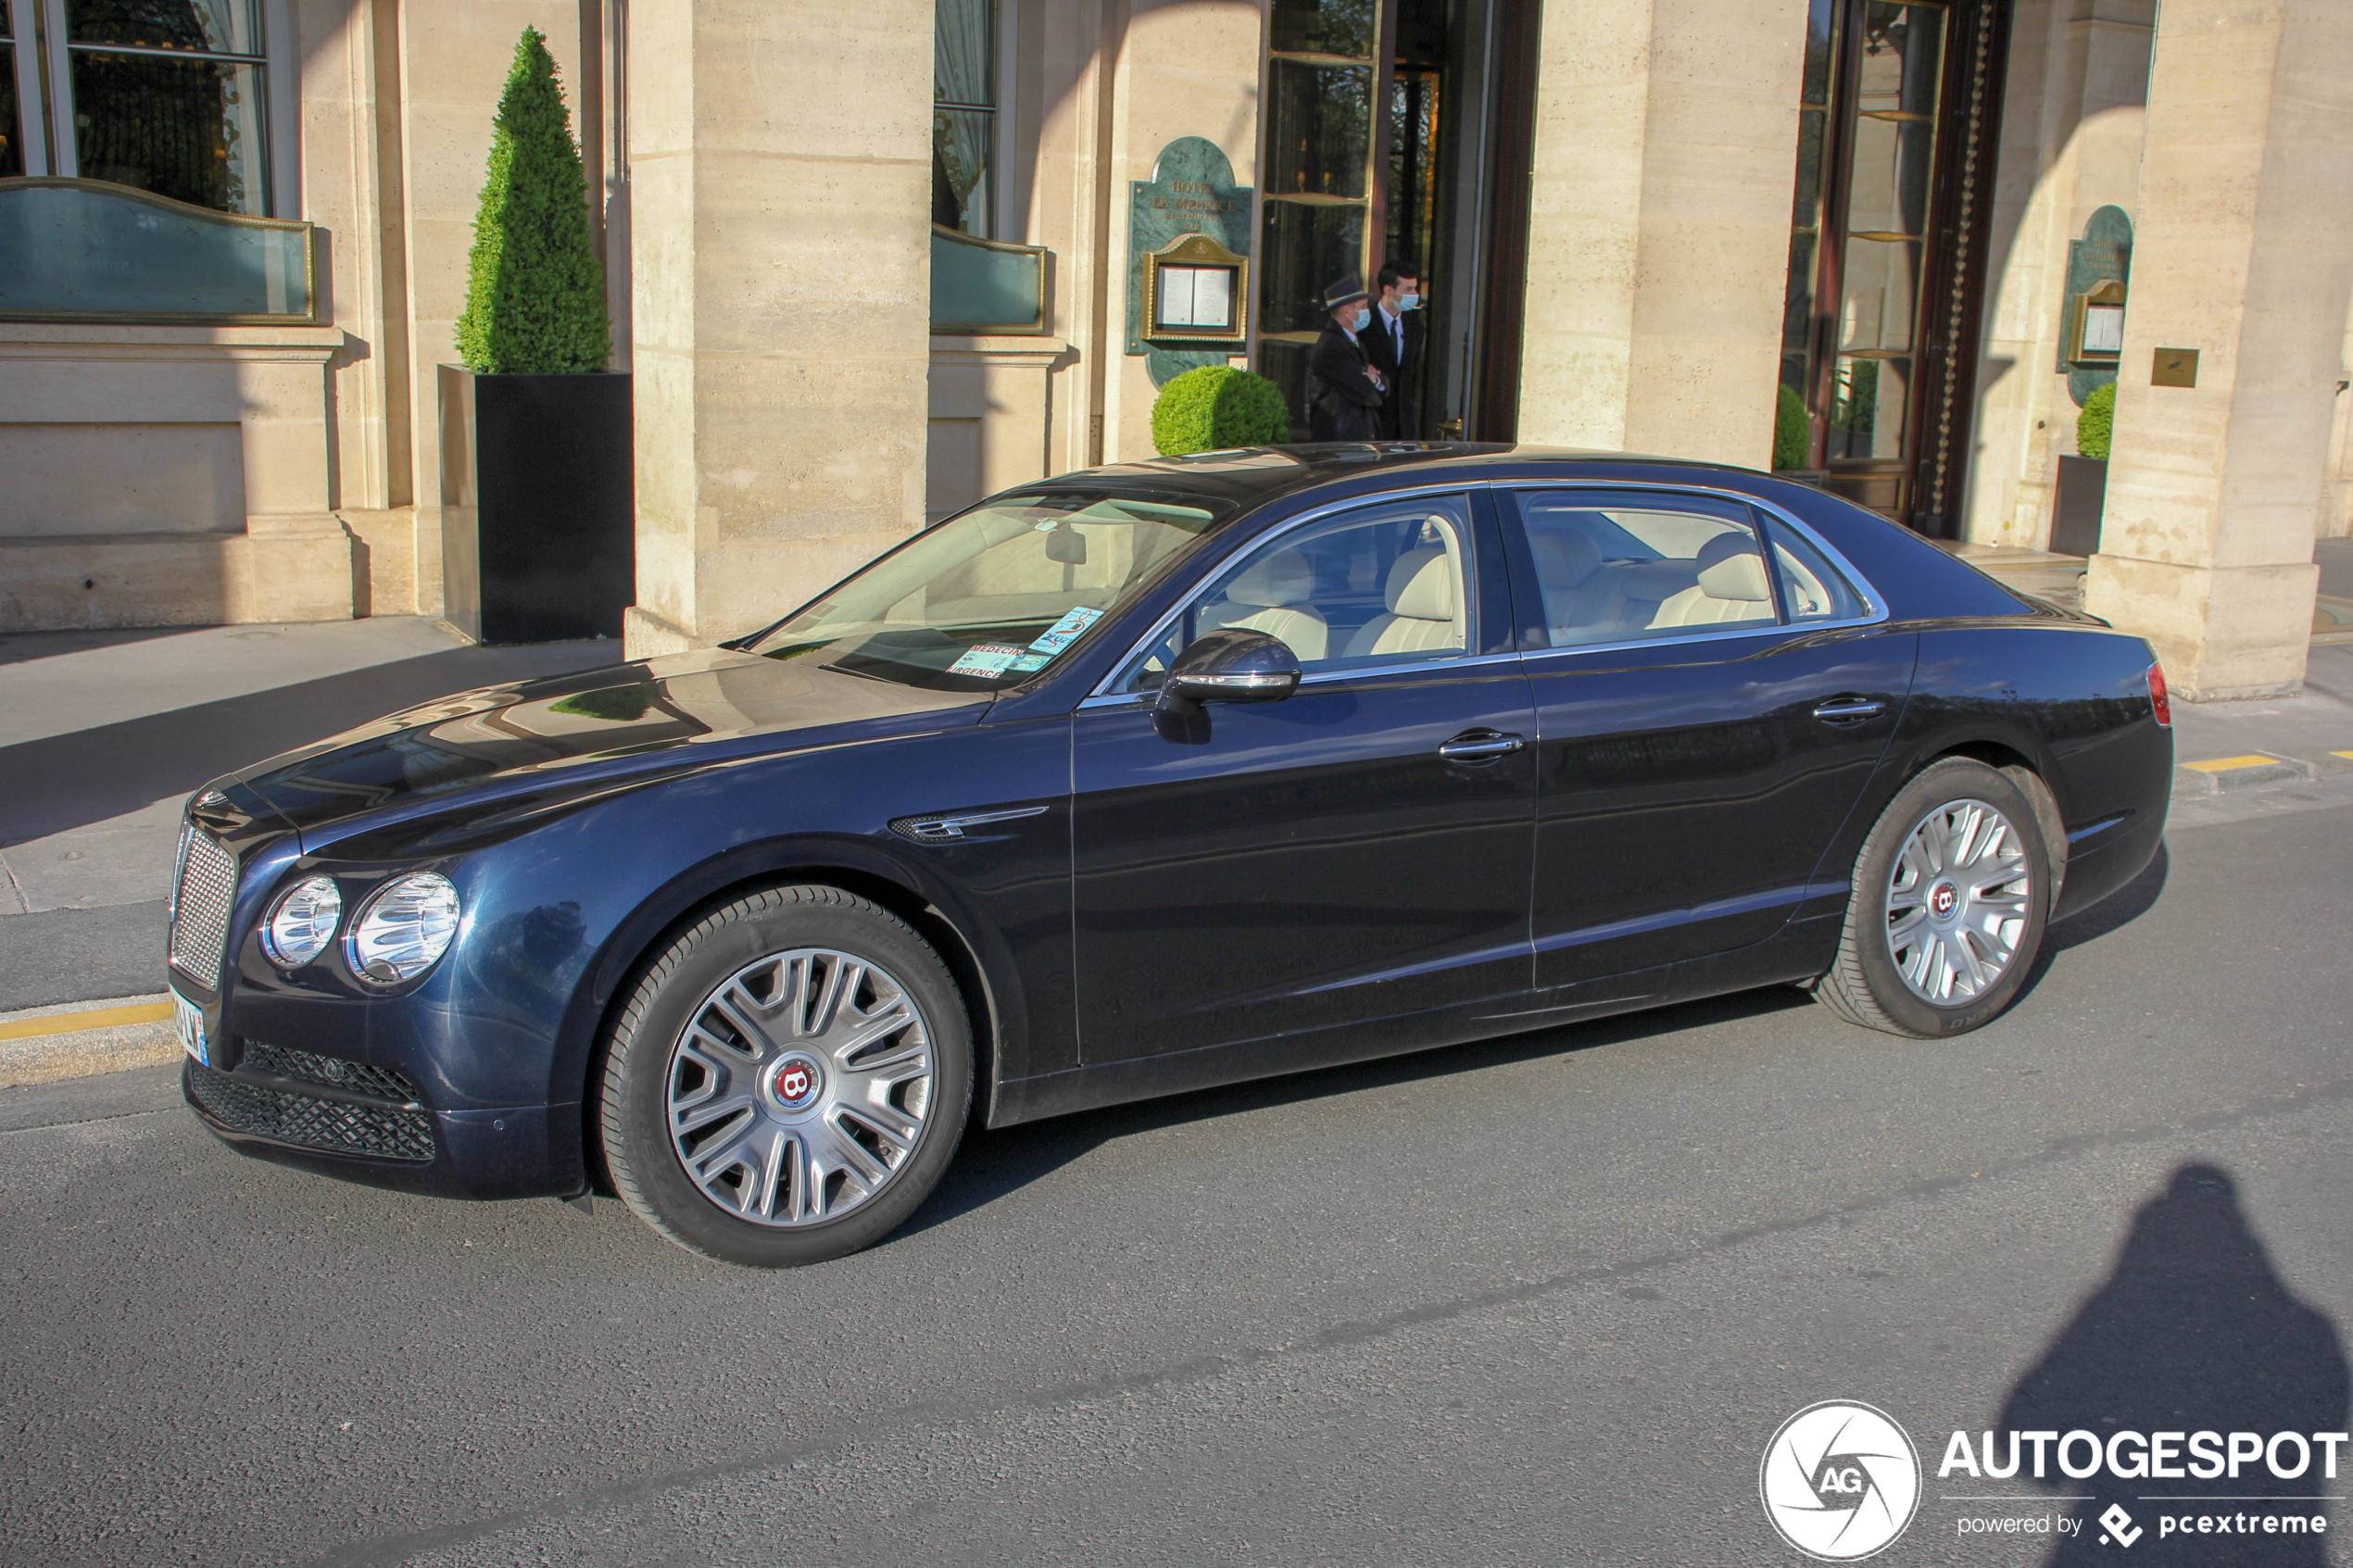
[1226,552,1314,608]
[1530,527,1603,588]
[1694,532,1771,602]
[1384,546,1456,621]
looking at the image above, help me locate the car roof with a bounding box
[1009,443,1768,514]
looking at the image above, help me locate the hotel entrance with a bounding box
[1252,0,1541,441]
[1776,0,2010,533]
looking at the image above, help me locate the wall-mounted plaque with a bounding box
[2152,347,2199,388]
[2067,279,2127,364]
[2060,205,2133,408]
[1143,233,1248,343]
[1127,137,1254,384]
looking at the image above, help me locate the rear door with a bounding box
[1503,486,1917,989]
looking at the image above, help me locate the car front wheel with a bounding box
[1815,757,2051,1038]
[598,884,972,1266]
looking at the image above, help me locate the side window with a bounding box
[1762,517,1868,622]
[1120,495,1475,691]
[1514,495,1780,648]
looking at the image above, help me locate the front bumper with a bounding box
[182,1047,584,1201]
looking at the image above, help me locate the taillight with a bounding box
[2147,661,2171,728]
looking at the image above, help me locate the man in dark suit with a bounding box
[1355,261,1425,439]
[1305,273,1385,441]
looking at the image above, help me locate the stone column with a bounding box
[623,0,936,658]
[1515,0,1808,465]
[2082,0,2353,699]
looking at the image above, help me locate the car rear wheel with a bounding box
[1814,758,2051,1038]
[598,884,972,1266]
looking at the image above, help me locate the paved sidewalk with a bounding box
[0,618,618,1013]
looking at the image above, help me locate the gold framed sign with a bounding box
[2065,278,2127,367]
[1141,233,1249,345]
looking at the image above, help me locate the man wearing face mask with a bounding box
[1356,261,1424,439]
[1304,273,1385,442]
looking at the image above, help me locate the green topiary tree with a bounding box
[2076,381,2115,460]
[1772,383,1811,470]
[455,28,610,375]
[1151,366,1292,456]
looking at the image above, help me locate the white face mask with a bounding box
[1349,307,1371,332]
[1398,291,1421,311]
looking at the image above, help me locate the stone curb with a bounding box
[2172,753,2321,797]
[0,994,182,1089]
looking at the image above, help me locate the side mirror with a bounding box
[1156,629,1302,714]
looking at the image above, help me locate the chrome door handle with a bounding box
[1811,697,1887,723]
[1438,731,1526,762]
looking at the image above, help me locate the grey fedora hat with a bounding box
[1319,272,1368,312]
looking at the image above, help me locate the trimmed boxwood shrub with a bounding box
[1773,383,1811,470]
[455,28,610,375]
[2077,382,2115,460]
[1151,366,1291,456]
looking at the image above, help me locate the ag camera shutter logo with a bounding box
[1761,1400,1922,1561]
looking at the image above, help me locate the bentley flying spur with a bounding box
[168,445,2173,1265]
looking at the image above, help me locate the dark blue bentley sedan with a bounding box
[168,445,2172,1265]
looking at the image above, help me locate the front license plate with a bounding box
[172,992,208,1066]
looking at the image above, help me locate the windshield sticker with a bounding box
[1027,606,1104,655]
[1007,652,1052,673]
[946,643,1028,678]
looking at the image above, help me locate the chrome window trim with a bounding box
[1080,474,1891,705]
[1076,648,1525,711]
[1086,481,1490,701]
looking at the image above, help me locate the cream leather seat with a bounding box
[1648,531,1776,630]
[1345,546,1463,659]
[1202,551,1329,661]
[1529,527,1634,645]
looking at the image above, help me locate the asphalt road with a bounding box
[3,789,2349,1568]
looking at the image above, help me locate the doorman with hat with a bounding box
[1304,273,1385,441]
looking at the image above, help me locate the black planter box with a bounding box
[2049,455,2108,558]
[438,366,634,644]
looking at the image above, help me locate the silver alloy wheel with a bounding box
[1884,797,2034,1004]
[664,947,936,1226]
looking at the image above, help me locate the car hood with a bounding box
[233,646,992,837]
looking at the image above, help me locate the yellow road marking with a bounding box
[2334,751,2353,761]
[0,1002,173,1043]
[2183,754,2286,773]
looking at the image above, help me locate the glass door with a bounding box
[1776,0,2007,531]
[1254,0,1536,443]
[1256,0,1384,434]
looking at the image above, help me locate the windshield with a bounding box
[748,487,1232,691]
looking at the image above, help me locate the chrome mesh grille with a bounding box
[239,1041,422,1105]
[187,1061,435,1162]
[169,828,238,983]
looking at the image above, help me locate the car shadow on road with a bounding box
[900,985,1813,1240]
[1998,1163,2348,1564]
[2007,840,2170,1009]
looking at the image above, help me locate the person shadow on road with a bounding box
[1999,1164,2348,1565]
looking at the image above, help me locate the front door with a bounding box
[1072,490,1537,1062]
[1501,487,1916,990]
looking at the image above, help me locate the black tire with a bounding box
[598,884,972,1266]
[1815,758,2052,1038]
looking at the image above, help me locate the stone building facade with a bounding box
[2,0,2347,697]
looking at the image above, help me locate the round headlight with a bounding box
[261,875,343,969]
[346,872,462,985]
